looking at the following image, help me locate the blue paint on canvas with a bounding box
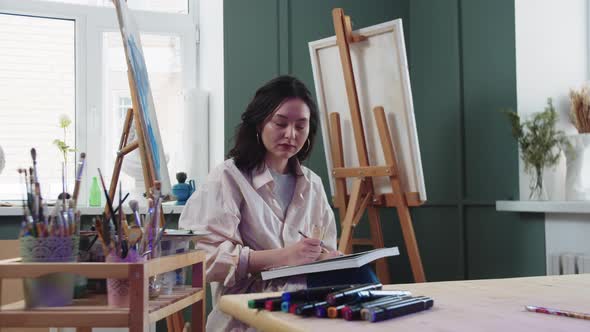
[112,0,172,195]
[128,37,161,177]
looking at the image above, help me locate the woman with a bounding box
[179,75,340,331]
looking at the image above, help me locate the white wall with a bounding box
[199,0,224,172]
[515,0,587,201]
[515,0,590,275]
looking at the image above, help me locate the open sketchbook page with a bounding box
[261,247,399,280]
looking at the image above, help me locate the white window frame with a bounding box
[0,0,199,205]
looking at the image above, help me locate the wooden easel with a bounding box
[104,72,195,331]
[330,8,426,283]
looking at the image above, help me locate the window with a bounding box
[0,13,75,201]
[116,96,132,119]
[0,0,199,205]
[37,0,188,14]
[102,33,185,200]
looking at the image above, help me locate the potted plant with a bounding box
[565,86,590,200]
[504,98,570,200]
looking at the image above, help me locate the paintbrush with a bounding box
[113,192,130,215]
[28,167,34,215]
[118,182,128,258]
[30,149,42,222]
[17,169,27,214]
[71,152,86,209]
[100,214,111,248]
[97,168,118,233]
[125,199,143,249]
[30,148,38,184]
[17,169,33,231]
[128,200,142,227]
[140,198,154,255]
[153,217,168,251]
[22,168,32,213]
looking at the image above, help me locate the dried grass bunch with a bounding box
[569,85,590,133]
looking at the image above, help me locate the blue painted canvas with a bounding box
[113,0,171,196]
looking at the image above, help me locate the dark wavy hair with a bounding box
[227,75,319,173]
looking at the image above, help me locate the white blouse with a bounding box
[179,159,337,331]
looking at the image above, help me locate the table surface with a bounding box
[218,274,590,332]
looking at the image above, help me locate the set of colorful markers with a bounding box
[248,283,433,323]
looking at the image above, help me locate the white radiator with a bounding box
[548,252,590,275]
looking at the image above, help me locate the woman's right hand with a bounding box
[282,238,322,266]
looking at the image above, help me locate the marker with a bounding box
[326,283,383,305]
[281,301,289,312]
[360,297,424,321]
[248,296,282,309]
[289,303,299,314]
[327,304,348,318]
[342,294,413,320]
[363,296,433,322]
[315,305,329,318]
[282,285,356,302]
[265,298,284,311]
[351,290,412,302]
[281,301,300,313]
[295,300,328,316]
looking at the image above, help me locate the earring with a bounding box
[256,132,261,145]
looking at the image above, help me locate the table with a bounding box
[218,274,590,331]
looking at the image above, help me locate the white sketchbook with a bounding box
[261,247,399,280]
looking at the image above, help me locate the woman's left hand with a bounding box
[317,250,343,261]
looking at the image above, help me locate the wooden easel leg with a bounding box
[367,207,391,284]
[329,112,349,212]
[173,312,184,331]
[338,178,364,254]
[192,261,205,332]
[166,316,174,331]
[396,204,426,282]
[105,108,135,216]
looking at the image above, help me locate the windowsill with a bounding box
[0,202,185,217]
[496,200,590,214]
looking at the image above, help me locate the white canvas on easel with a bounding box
[309,19,426,202]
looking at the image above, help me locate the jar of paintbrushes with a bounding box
[91,175,168,307]
[17,149,85,308]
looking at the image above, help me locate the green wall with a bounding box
[224,0,546,282]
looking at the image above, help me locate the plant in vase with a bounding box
[504,98,571,200]
[566,86,590,200]
[53,114,75,194]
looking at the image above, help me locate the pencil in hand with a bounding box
[298,230,329,253]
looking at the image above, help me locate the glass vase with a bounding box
[528,167,548,200]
